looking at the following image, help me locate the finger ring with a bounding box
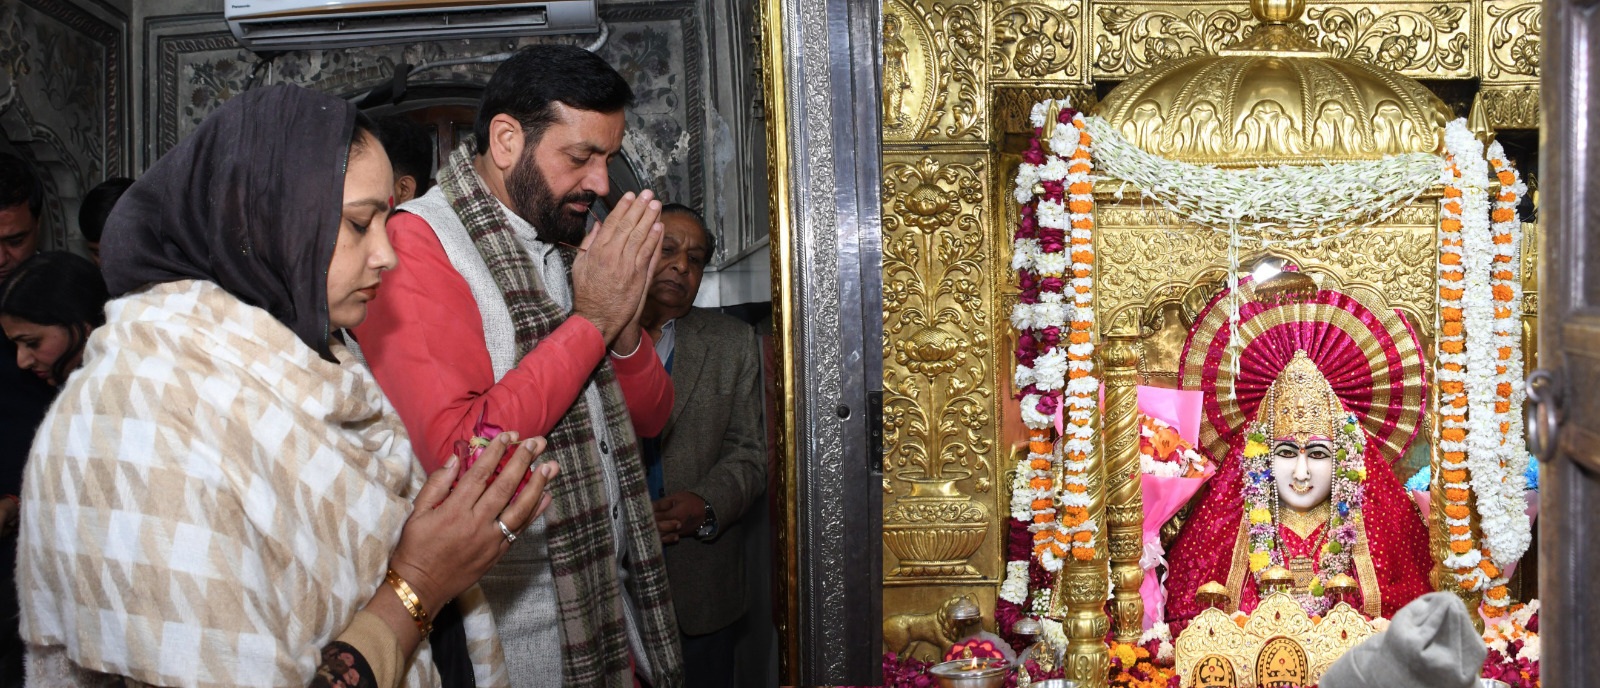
[496,519,517,543]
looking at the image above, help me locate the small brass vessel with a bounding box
[1196,581,1232,610]
[1259,566,1295,594]
[928,657,1009,688]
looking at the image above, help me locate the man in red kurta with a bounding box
[352,45,683,688]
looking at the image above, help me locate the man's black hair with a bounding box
[372,115,435,195]
[0,152,44,218]
[473,45,634,155]
[661,202,716,259]
[78,177,135,244]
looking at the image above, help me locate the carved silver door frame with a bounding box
[762,0,883,683]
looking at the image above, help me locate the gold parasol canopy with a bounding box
[1095,0,1454,167]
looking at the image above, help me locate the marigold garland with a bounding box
[1011,99,1092,580]
[1437,148,1483,589]
[1481,141,1531,616]
[1438,121,1532,615]
[1059,110,1100,564]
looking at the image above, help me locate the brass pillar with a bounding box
[1057,356,1110,688]
[1102,337,1145,642]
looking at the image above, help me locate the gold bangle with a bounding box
[384,569,432,635]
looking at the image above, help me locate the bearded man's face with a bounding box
[505,103,625,246]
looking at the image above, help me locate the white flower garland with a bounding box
[1058,109,1100,566]
[1438,121,1533,612]
[1000,560,1031,605]
[1481,140,1532,611]
[1083,116,1443,241]
[1011,100,1079,586]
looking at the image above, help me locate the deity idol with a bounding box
[1164,281,1435,627]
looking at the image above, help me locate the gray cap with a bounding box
[1319,593,1487,688]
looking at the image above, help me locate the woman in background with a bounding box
[0,249,108,687]
[17,84,555,688]
[0,250,109,387]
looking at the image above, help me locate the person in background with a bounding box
[0,251,108,388]
[353,44,684,688]
[17,84,557,688]
[373,115,435,205]
[0,152,49,688]
[0,153,42,284]
[0,250,107,687]
[76,177,134,264]
[637,204,766,688]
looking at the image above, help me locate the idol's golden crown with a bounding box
[1263,350,1342,442]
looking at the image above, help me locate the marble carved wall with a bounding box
[0,0,129,253]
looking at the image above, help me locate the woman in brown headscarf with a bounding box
[17,84,554,688]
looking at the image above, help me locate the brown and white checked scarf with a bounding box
[17,280,510,688]
[436,141,683,688]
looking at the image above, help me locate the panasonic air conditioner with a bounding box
[225,0,600,51]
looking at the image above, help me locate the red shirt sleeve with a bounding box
[352,211,673,471]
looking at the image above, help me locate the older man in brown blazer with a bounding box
[640,204,768,688]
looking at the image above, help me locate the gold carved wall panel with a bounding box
[991,0,1090,86]
[882,152,1002,586]
[1303,2,1474,78]
[1485,0,1542,79]
[1092,203,1440,340]
[1480,0,1540,128]
[1090,2,1253,79]
[883,0,988,142]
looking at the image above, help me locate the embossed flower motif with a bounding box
[1510,35,1540,75]
[896,181,956,229]
[1012,35,1058,78]
[1374,34,1419,71]
[1144,36,1183,65]
[947,13,981,53]
[883,279,913,311]
[896,324,967,375]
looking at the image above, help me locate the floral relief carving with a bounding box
[882,153,997,583]
[1486,1,1542,79]
[1305,4,1472,76]
[992,1,1082,82]
[884,155,992,486]
[156,7,703,205]
[1091,5,1251,78]
[1094,223,1437,339]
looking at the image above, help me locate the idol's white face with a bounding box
[1272,438,1336,511]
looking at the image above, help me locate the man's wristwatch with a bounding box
[695,501,718,541]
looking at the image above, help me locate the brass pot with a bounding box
[883,480,989,578]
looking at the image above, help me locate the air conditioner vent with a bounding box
[225,1,596,51]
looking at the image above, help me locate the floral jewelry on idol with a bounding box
[1242,351,1366,617]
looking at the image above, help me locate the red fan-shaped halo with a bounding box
[1178,279,1427,465]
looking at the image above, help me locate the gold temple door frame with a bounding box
[759,0,886,684]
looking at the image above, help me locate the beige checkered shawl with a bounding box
[17,280,509,688]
